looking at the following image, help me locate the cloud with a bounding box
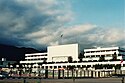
[61,24,97,37]
[0,0,73,49]
[80,27,125,48]
[0,0,124,50]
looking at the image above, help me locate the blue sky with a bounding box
[70,0,124,28]
[0,0,124,50]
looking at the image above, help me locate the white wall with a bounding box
[47,43,79,62]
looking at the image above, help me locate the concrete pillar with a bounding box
[76,70,78,77]
[93,71,95,77]
[67,69,69,77]
[84,70,85,77]
[104,71,106,77]
[88,70,89,77]
[80,70,82,77]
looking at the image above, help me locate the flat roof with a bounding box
[84,47,119,52]
[25,53,47,56]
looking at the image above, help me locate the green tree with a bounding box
[43,58,47,64]
[68,56,73,63]
[99,55,105,61]
[78,52,84,62]
[112,52,117,61]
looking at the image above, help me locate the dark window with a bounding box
[86,56,90,58]
[54,66,57,68]
[91,55,95,57]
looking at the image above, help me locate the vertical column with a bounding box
[88,70,89,77]
[84,70,85,77]
[76,70,78,77]
[67,69,69,78]
[104,71,105,77]
[80,70,82,77]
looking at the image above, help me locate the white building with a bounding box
[47,44,79,62]
[20,44,125,71]
[20,53,47,64]
[83,47,125,61]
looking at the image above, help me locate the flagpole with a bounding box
[60,34,63,45]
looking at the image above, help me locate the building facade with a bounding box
[47,44,79,62]
[19,44,125,77]
[83,47,125,61]
[20,53,47,64]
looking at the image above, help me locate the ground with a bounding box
[0,77,124,83]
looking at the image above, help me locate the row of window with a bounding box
[25,54,47,57]
[85,55,113,58]
[118,49,125,52]
[84,54,124,58]
[85,49,117,53]
[26,58,47,61]
[42,64,125,69]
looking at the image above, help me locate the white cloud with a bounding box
[103,28,125,43]
[0,0,73,48]
[0,0,124,50]
[61,24,97,37]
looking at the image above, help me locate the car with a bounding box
[0,74,6,79]
[0,71,9,79]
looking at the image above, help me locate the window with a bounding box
[50,66,52,69]
[112,49,116,51]
[118,54,122,56]
[54,66,57,68]
[96,55,100,57]
[91,51,95,53]
[106,55,111,57]
[86,56,90,58]
[86,51,90,53]
[91,55,95,57]
[58,66,61,68]
[101,50,105,52]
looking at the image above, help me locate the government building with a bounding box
[19,43,125,78]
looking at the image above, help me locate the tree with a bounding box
[94,64,103,69]
[112,52,117,61]
[7,62,10,68]
[43,58,47,64]
[78,52,84,62]
[68,56,73,63]
[99,55,105,61]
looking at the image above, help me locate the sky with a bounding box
[0,0,124,50]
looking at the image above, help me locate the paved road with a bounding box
[0,77,124,83]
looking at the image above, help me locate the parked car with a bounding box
[0,74,6,79]
[0,71,9,79]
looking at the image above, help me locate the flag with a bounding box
[120,59,123,64]
[61,34,63,37]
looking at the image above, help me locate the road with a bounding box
[0,77,124,83]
